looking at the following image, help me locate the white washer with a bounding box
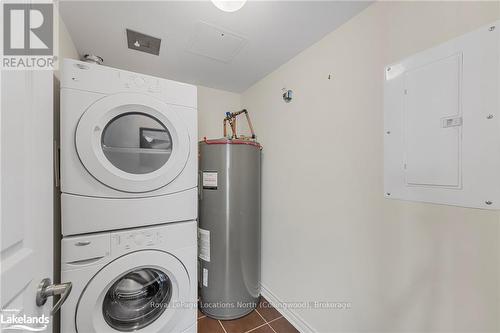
[61,221,197,333]
[60,59,198,236]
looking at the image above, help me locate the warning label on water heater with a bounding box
[198,228,210,262]
[202,171,218,190]
[203,268,208,287]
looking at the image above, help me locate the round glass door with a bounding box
[101,112,173,175]
[75,93,191,193]
[102,268,172,331]
[76,250,191,333]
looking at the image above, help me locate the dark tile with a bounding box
[198,316,225,333]
[269,317,299,333]
[249,324,275,333]
[257,297,282,322]
[221,310,266,333]
[198,309,205,319]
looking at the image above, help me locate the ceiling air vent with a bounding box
[126,29,161,56]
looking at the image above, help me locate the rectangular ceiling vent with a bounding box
[126,29,161,56]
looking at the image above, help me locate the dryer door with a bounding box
[76,250,192,333]
[75,93,190,193]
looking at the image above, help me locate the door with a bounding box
[404,53,462,188]
[76,250,191,332]
[75,93,190,193]
[1,71,54,330]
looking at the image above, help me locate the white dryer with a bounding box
[61,221,197,333]
[60,59,198,236]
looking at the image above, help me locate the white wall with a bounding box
[58,15,79,63]
[242,1,500,332]
[197,86,241,140]
[55,3,79,77]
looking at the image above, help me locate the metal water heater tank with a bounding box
[198,138,261,320]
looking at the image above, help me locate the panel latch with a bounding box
[441,116,463,128]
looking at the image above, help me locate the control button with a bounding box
[146,234,155,246]
[112,235,121,245]
[148,80,160,92]
[134,233,146,246]
[134,76,146,87]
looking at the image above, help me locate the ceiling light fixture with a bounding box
[211,0,247,12]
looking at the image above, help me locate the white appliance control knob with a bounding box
[134,77,146,87]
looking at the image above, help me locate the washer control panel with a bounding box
[107,221,195,257]
[111,229,164,253]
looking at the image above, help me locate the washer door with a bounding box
[76,93,190,193]
[76,250,192,333]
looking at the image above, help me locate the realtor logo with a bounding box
[2,2,56,69]
[4,3,53,55]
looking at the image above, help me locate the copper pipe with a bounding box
[222,109,256,140]
[230,118,237,139]
[243,110,256,139]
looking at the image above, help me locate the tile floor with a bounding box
[198,297,299,333]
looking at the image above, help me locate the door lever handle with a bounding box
[36,278,72,315]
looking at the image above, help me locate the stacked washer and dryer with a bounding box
[59,59,198,333]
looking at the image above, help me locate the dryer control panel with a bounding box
[119,72,161,93]
[60,58,197,109]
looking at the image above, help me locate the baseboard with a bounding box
[260,284,316,333]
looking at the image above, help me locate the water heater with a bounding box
[198,138,261,319]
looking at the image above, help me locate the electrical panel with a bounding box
[384,20,500,209]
